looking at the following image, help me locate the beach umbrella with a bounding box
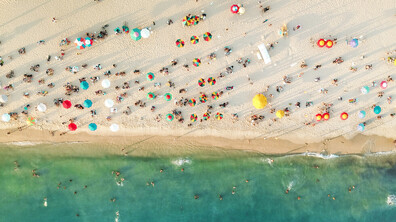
[276,110,285,119]
[323,113,330,120]
[63,100,72,109]
[141,28,150,38]
[348,39,358,48]
[193,58,201,67]
[74,37,85,49]
[190,36,199,44]
[0,95,8,103]
[373,106,381,114]
[166,114,174,121]
[325,40,333,48]
[191,16,200,25]
[317,39,325,47]
[68,123,77,131]
[203,32,212,41]
[110,123,119,132]
[88,123,97,131]
[199,94,207,103]
[105,99,114,108]
[212,92,219,100]
[182,16,191,26]
[176,39,185,48]
[146,72,155,81]
[252,94,267,109]
[190,114,197,122]
[361,86,370,94]
[102,79,111,88]
[358,110,366,119]
[198,78,205,87]
[2,113,10,122]
[26,117,36,126]
[122,25,129,33]
[84,37,93,47]
[230,4,239,14]
[340,112,348,120]
[380,81,388,89]
[164,93,172,101]
[215,112,223,120]
[357,123,365,132]
[37,103,47,112]
[130,28,141,41]
[238,6,246,14]
[207,77,216,85]
[83,99,92,108]
[188,99,196,107]
[147,92,155,100]
[203,112,210,120]
[80,81,89,90]
[315,114,322,121]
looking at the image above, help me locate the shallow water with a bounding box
[0,144,395,222]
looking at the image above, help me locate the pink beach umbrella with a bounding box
[380,81,388,89]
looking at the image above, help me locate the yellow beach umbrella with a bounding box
[276,110,285,119]
[252,94,267,109]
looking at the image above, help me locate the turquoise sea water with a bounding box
[0,144,395,222]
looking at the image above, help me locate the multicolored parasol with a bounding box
[190,114,197,122]
[130,28,141,41]
[26,117,36,126]
[198,78,205,87]
[203,112,210,120]
[207,77,216,85]
[203,32,212,41]
[176,39,185,48]
[74,37,85,49]
[199,94,207,103]
[182,16,191,26]
[190,36,199,44]
[215,112,223,120]
[212,92,220,100]
[84,37,93,47]
[164,93,172,101]
[188,99,196,107]
[193,58,201,67]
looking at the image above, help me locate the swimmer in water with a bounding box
[219,195,223,200]
[194,195,199,199]
[297,196,301,200]
[43,197,47,207]
[285,189,289,194]
[160,169,163,173]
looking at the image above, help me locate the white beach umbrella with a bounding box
[360,86,369,94]
[37,103,47,112]
[358,110,366,119]
[110,123,119,132]
[102,79,111,88]
[104,99,114,108]
[0,95,8,103]
[2,113,10,122]
[141,28,150,38]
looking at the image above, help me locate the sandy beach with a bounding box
[1,0,396,153]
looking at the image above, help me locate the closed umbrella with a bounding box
[358,110,366,119]
[130,28,141,41]
[2,113,10,122]
[252,94,267,109]
[0,95,8,103]
[373,106,381,114]
[141,28,150,38]
[83,99,93,108]
[63,100,72,109]
[37,103,47,112]
[80,81,89,90]
[110,123,119,132]
[101,79,111,88]
[68,123,77,131]
[105,99,114,108]
[88,123,97,131]
[361,86,370,94]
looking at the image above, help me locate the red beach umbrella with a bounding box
[230,4,239,14]
[340,112,348,120]
[323,113,330,120]
[325,40,333,48]
[63,100,72,109]
[380,81,388,89]
[317,39,325,47]
[68,123,77,131]
[315,114,322,121]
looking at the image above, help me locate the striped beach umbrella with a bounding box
[188,99,196,107]
[68,123,77,131]
[191,16,200,25]
[215,112,223,120]
[190,36,199,44]
[203,112,210,120]
[166,114,174,121]
[74,37,85,49]
[317,39,325,47]
[325,40,333,48]
[361,86,370,94]
[26,117,36,126]
[198,78,205,87]
[212,92,220,100]
[2,113,10,122]
[199,94,207,103]
[83,99,92,108]
[88,123,97,131]
[374,106,381,114]
[340,112,348,120]
[323,113,330,120]
[190,114,197,122]
[315,114,322,121]
[231,4,239,14]
[84,37,93,47]
[130,28,141,41]
[164,93,172,101]
[146,72,155,81]
[182,16,191,26]
[207,77,216,85]
[176,39,185,48]
[63,100,72,109]
[193,58,201,67]
[203,32,212,41]
[147,92,155,100]
[80,81,89,90]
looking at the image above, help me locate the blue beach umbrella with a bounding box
[357,123,365,132]
[360,86,370,94]
[130,28,141,41]
[83,99,93,108]
[358,110,366,119]
[88,123,97,131]
[80,81,89,90]
[373,106,381,114]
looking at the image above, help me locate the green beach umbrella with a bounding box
[146,72,155,81]
[88,123,97,131]
[164,93,172,101]
[166,113,174,121]
[190,114,197,122]
[147,92,156,100]
[130,28,141,41]
[83,99,93,108]
[80,81,89,90]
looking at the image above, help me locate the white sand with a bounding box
[0,0,395,145]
